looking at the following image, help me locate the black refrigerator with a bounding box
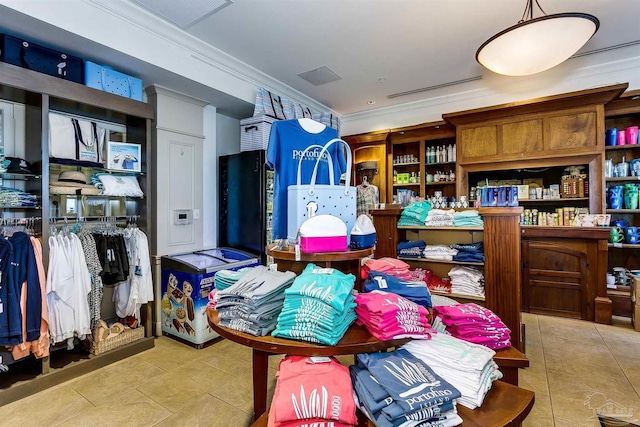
[218,150,274,264]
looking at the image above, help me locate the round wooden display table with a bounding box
[266,244,374,291]
[207,309,410,422]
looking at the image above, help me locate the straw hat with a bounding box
[49,171,99,195]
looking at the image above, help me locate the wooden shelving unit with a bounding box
[0,60,154,404]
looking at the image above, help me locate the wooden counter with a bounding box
[521,226,611,323]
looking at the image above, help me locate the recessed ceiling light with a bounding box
[367,100,376,105]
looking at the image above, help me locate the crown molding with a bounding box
[341,53,640,135]
[83,0,333,114]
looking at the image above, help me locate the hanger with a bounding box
[297,118,326,134]
[361,175,369,187]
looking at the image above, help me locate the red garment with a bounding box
[269,356,357,427]
[362,257,412,280]
[428,274,452,293]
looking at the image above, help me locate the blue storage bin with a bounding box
[84,61,143,101]
[350,232,376,249]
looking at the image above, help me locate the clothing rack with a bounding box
[48,215,140,235]
[0,217,41,236]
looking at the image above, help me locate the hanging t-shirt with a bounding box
[266,119,345,240]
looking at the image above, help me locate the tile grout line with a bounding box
[535,315,557,425]
[596,323,640,402]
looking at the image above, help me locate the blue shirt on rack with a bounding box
[266,119,344,240]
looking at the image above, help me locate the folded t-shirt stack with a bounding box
[397,240,426,258]
[355,290,434,341]
[433,303,511,350]
[272,263,357,345]
[364,271,433,309]
[352,349,462,427]
[451,242,484,263]
[397,201,432,227]
[214,268,253,291]
[403,333,503,409]
[0,187,38,207]
[453,210,483,227]
[361,257,412,281]
[424,209,455,227]
[423,244,458,261]
[268,355,358,427]
[208,268,253,309]
[215,266,296,336]
[448,265,484,297]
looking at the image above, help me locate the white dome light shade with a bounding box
[477,13,599,76]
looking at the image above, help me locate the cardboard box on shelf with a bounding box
[517,185,529,200]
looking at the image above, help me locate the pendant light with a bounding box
[476,0,599,76]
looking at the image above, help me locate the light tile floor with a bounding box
[1,313,639,426]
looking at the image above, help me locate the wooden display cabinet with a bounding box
[604,89,640,316]
[387,121,456,202]
[343,130,389,203]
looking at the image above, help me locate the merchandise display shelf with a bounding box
[605,145,640,151]
[425,181,455,186]
[431,290,485,302]
[518,197,589,203]
[397,225,483,231]
[398,256,484,266]
[605,176,640,183]
[606,209,640,213]
[49,161,145,176]
[392,183,420,187]
[608,243,640,249]
[0,172,41,180]
[425,161,456,167]
[392,161,421,166]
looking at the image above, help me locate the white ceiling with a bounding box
[0,0,638,120]
[172,0,640,115]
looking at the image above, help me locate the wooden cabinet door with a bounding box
[545,110,598,151]
[458,125,497,164]
[522,241,588,320]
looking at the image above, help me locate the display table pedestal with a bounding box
[266,245,374,291]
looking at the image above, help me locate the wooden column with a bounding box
[480,207,524,351]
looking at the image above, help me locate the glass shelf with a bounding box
[0,173,41,181]
[393,162,421,167]
[49,161,144,176]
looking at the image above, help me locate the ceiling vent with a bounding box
[131,0,233,29]
[297,66,342,86]
[388,76,483,99]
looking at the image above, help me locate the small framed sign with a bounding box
[107,141,141,172]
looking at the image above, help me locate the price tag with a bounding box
[268,263,278,272]
[613,243,623,248]
[374,276,388,289]
[295,244,301,261]
[312,268,334,275]
[309,356,332,364]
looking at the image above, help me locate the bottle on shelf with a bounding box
[447,144,453,163]
[452,143,457,162]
